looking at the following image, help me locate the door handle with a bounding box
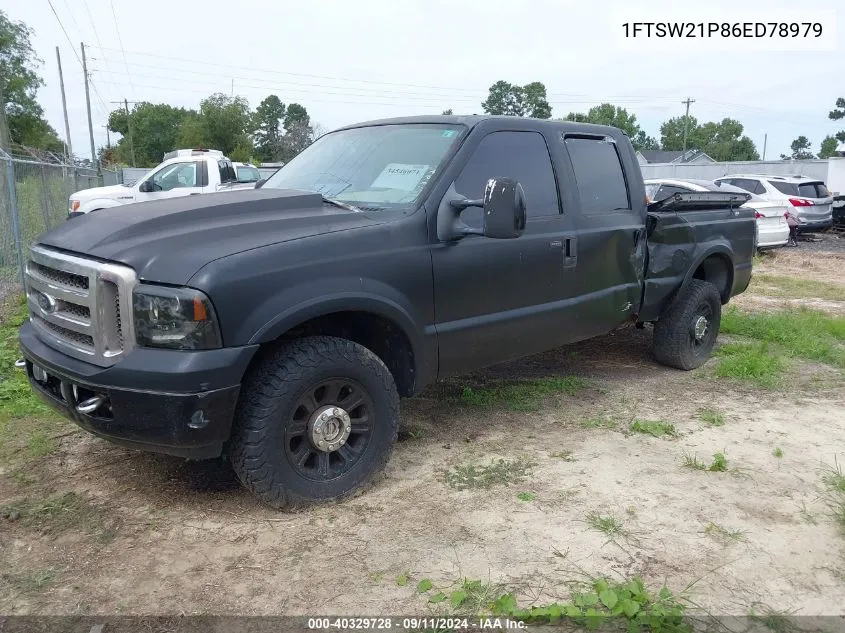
[563,236,577,268]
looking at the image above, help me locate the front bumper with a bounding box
[19,320,259,459]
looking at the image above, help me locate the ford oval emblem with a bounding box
[36,291,58,314]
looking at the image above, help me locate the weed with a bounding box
[681,453,707,471]
[396,572,410,587]
[698,408,725,427]
[798,502,818,525]
[709,453,729,472]
[516,492,536,502]
[490,576,690,631]
[417,578,433,593]
[751,274,845,302]
[450,578,507,616]
[27,431,57,458]
[630,419,677,438]
[1,492,106,537]
[550,450,576,461]
[0,296,50,417]
[581,416,617,429]
[444,458,534,491]
[748,604,801,633]
[715,342,785,388]
[369,571,384,582]
[773,447,784,459]
[704,521,747,542]
[586,511,627,538]
[458,376,586,412]
[3,569,56,594]
[820,459,845,494]
[625,506,637,517]
[721,307,845,369]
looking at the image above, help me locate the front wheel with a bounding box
[652,279,722,370]
[229,336,399,509]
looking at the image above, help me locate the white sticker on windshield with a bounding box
[371,164,431,191]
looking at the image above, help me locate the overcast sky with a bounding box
[9,0,843,162]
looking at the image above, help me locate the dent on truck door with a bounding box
[562,136,645,337]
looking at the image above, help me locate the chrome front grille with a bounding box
[25,245,137,367]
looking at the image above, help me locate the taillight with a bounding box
[754,211,764,219]
[788,198,813,207]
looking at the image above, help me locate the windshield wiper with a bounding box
[321,195,361,213]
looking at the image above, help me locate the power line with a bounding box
[46,0,83,67]
[108,0,136,100]
[80,0,116,88]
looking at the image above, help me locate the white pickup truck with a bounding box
[68,149,256,218]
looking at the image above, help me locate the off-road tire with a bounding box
[652,279,722,370]
[229,336,399,509]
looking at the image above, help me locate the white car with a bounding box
[645,178,790,250]
[713,174,833,232]
[232,162,262,184]
[68,149,255,218]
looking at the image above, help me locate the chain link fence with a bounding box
[0,147,122,303]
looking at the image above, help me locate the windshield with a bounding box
[236,165,261,182]
[263,123,465,209]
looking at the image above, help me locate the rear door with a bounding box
[556,134,646,338]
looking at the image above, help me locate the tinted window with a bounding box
[454,131,559,217]
[731,179,757,194]
[218,160,237,184]
[798,181,829,198]
[769,181,799,195]
[564,137,629,213]
[751,180,766,194]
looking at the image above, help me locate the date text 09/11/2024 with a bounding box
[621,22,823,38]
[306,617,527,630]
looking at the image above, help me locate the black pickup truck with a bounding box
[18,115,755,508]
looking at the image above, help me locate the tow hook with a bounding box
[76,396,105,415]
[14,359,26,369]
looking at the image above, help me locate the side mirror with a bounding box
[255,178,267,189]
[480,177,527,239]
[436,177,527,241]
[138,180,153,193]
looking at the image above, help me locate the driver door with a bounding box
[136,161,206,202]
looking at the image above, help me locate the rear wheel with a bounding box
[652,279,722,370]
[229,336,399,509]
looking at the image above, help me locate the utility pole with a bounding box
[112,100,139,167]
[81,43,97,167]
[103,125,111,148]
[681,97,695,153]
[56,47,73,162]
[762,133,767,161]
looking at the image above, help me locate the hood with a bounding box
[37,189,382,285]
[72,183,134,201]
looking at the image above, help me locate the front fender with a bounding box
[78,198,127,214]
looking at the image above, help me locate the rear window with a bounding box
[798,182,829,198]
[564,136,630,213]
[769,181,799,196]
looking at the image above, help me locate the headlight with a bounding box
[132,286,222,350]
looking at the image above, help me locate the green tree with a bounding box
[660,116,758,161]
[196,93,252,156]
[819,135,839,159]
[563,103,657,151]
[828,97,845,143]
[0,10,64,151]
[781,135,814,160]
[252,95,285,162]
[481,80,552,119]
[108,102,195,166]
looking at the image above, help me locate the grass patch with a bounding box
[550,450,576,461]
[698,408,725,427]
[444,458,535,491]
[704,521,747,542]
[0,295,50,418]
[630,419,677,438]
[821,459,845,494]
[714,342,785,388]
[585,512,627,538]
[773,447,784,459]
[709,453,729,472]
[751,274,845,302]
[458,376,586,412]
[1,492,107,538]
[516,491,536,502]
[27,430,57,457]
[681,453,707,471]
[721,307,845,369]
[2,569,56,594]
[581,416,618,430]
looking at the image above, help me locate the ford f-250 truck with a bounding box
[17,115,755,508]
